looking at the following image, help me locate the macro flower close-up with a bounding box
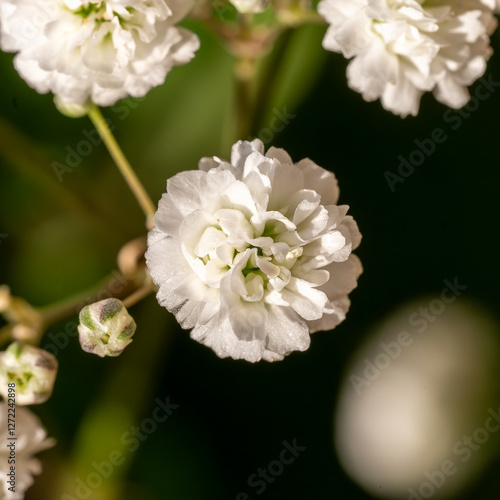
[318,0,497,116]
[146,140,362,362]
[0,0,499,499]
[0,0,200,106]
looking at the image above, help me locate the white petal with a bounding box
[281,277,329,321]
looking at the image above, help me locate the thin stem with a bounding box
[122,284,155,309]
[38,271,136,329]
[87,105,156,229]
[235,69,255,140]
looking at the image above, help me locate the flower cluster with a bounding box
[146,140,362,362]
[318,0,497,117]
[0,0,200,106]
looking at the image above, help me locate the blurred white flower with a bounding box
[230,0,270,14]
[318,0,497,117]
[0,402,55,500]
[146,139,362,362]
[0,343,58,405]
[0,0,200,106]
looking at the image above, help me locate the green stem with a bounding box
[87,106,156,229]
[38,271,136,329]
[122,284,155,309]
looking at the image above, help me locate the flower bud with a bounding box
[230,0,270,14]
[12,324,39,343]
[117,236,147,280]
[54,95,91,118]
[78,298,136,357]
[0,342,58,405]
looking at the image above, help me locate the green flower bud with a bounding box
[78,298,136,357]
[0,342,58,405]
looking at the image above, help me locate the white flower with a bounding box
[0,343,58,405]
[318,0,497,117]
[146,140,362,363]
[0,0,200,107]
[0,402,55,500]
[230,0,270,14]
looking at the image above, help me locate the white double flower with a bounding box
[0,0,200,106]
[147,140,362,362]
[319,0,497,117]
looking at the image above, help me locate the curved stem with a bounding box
[87,105,156,229]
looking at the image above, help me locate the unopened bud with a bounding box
[0,342,58,405]
[78,298,136,357]
[54,95,90,118]
[12,324,39,343]
[230,0,270,14]
[117,236,147,280]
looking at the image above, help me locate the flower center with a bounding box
[73,2,107,19]
[7,370,33,390]
[71,2,138,25]
[185,209,305,300]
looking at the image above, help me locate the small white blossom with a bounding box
[230,0,270,14]
[0,0,200,106]
[318,0,497,117]
[78,298,136,357]
[0,343,58,405]
[0,402,55,500]
[146,140,362,363]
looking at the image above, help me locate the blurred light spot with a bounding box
[335,299,500,499]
